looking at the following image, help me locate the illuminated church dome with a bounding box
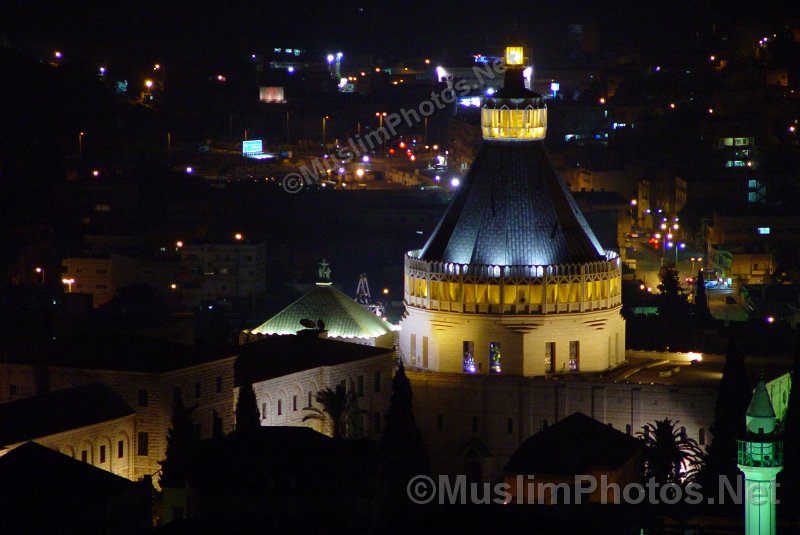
[400,45,624,376]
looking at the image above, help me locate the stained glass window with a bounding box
[463,341,476,373]
[489,342,502,373]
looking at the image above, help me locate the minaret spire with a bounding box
[738,376,783,535]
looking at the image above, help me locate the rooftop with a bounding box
[236,332,392,385]
[5,332,228,373]
[418,140,605,266]
[249,283,394,339]
[504,412,641,475]
[0,383,134,446]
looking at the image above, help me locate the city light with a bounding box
[669,103,676,109]
[326,54,334,64]
[424,59,431,64]
[170,283,177,290]
[451,178,460,187]
[356,169,365,178]
[767,316,775,324]
[185,167,193,174]
[362,155,369,163]
[630,199,637,206]
[92,170,100,177]
[54,51,62,59]
[176,241,184,248]
[382,288,389,295]
[234,233,243,241]
[599,97,606,104]
[145,79,153,89]
[287,66,294,73]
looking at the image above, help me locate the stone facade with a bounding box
[408,367,717,481]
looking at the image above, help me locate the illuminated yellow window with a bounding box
[506,46,524,66]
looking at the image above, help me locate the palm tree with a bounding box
[302,381,366,439]
[638,418,703,485]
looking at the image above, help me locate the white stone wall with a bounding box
[408,371,716,481]
[0,415,137,480]
[399,306,625,375]
[246,353,393,437]
[0,356,236,483]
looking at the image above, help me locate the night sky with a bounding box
[3,1,798,69]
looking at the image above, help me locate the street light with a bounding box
[78,131,84,159]
[375,112,387,154]
[35,267,44,283]
[690,256,702,274]
[322,115,329,148]
[62,278,75,293]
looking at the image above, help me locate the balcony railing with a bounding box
[737,439,783,468]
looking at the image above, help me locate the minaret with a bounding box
[737,378,783,535]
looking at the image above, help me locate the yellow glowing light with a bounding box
[599,97,606,104]
[356,169,365,178]
[708,108,714,114]
[92,170,100,177]
[170,283,177,290]
[234,233,243,241]
[424,58,431,64]
[669,103,676,109]
[687,352,703,362]
[145,79,153,89]
[176,240,184,248]
[375,67,380,72]
[382,288,390,295]
[639,284,645,290]
[505,46,524,66]
[630,199,637,206]
[35,267,43,273]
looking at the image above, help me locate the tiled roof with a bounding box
[250,284,394,339]
[420,140,605,266]
[236,333,391,385]
[504,412,641,475]
[0,383,134,446]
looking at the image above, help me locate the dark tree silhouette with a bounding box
[379,360,430,510]
[657,261,690,349]
[694,270,711,324]
[302,382,365,439]
[701,337,750,488]
[639,419,703,485]
[235,381,261,433]
[159,398,200,488]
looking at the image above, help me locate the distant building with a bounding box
[179,241,266,302]
[61,254,180,307]
[709,243,775,285]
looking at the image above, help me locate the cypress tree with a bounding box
[694,270,711,323]
[159,398,200,489]
[701,337,750,490]
[379,360,430,509]
[235,381,261,433]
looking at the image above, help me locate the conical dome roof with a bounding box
[420,46,604,266]
[420,142,604,265]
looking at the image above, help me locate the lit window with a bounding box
[757,227,770,235]
[569,341,580,371]
[545,342,556,373]
[489,342,501,373]
[463,341,476,373]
